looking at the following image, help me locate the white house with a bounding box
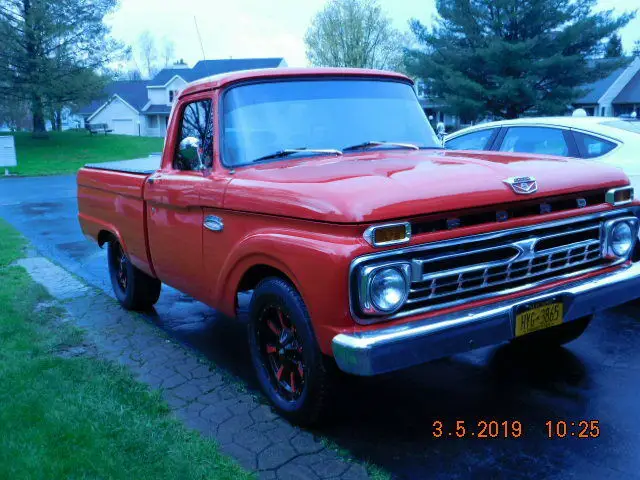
[77,57,287,137]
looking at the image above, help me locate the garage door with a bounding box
[112,119,135,135]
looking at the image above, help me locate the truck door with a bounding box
[144,97,215,299]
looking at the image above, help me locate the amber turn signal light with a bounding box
[606,187,634,206]
[364,222,411,247]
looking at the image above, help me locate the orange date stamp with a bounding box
[432,420,601,439]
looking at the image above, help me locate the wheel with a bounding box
[107,240,161,311]
[248,277,336,426]
[510,316,592,349]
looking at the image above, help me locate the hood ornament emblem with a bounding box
[504,176,538,195]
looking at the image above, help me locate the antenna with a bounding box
[194,16,206,61]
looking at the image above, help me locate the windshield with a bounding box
[221,79,440,167]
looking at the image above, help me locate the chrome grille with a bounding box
[408,239,601,306]
[351,211,633,322]
[407,219,604,311]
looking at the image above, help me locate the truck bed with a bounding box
[84,155,161,175]
[77,157,158,277]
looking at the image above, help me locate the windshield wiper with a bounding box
[251,148,343,163]
[342,141,421,152]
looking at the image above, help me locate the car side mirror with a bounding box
[178,136,204,170]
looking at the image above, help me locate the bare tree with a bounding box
[137,30,157,78]
[304,0,405,71]
[161,37,176,67]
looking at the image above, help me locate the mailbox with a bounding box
[0,136,17,175]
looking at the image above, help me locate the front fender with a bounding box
[216,228,359,354]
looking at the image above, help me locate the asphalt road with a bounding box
[2,175,640,480]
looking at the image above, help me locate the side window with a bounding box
[499,127,569,157]
[174,99,213,171]
[572,131,617,159]
[445,129,496,151]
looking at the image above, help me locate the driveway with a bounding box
[2,175,640,479]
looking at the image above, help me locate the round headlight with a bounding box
[369,267,408,312]
[611,222,633,257]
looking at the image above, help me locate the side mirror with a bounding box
[178,136,204,170]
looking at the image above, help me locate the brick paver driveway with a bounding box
[3,175,640,479]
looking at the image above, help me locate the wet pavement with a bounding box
[2,175,640,479]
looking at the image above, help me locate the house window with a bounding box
[169,90,177,103]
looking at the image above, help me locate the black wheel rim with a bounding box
[257,304,306,401]
[112,243,128,292]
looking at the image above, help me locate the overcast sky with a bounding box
[107,0,640,69]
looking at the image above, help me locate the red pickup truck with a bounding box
[78,67,640,425]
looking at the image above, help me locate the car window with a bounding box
[174,99,213,170]
[572,131,617,159]
[445,129,496,151]
[499,127,569,157]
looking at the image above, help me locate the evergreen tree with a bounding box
[605,34,624,58]
[405,0,634,120]
[0,0,126,136]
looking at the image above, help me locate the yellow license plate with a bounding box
[515,302,564,337]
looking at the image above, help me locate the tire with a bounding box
[107,240,161,311]
[510,315,592,349]
[248,277,336,426]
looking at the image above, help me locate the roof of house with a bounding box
[574,65,627,104]
[77,80,150,115]
[142,105,172,115]
[78,58,286,117]
[613,69,640,104]
[150,58,284,85]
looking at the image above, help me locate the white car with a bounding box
[444,117,640,191]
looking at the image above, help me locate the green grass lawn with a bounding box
[0,220,252,480]
[2,130,164,176]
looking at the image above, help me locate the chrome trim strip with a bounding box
[606,186,634,206]
[334,261,640,376]
[410,244,520,282]
[350,209,633,325]
[363,222,411,247]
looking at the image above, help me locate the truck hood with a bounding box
[223,150,629,223]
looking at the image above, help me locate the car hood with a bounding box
[223,150,629,223]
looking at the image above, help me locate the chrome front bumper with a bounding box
[332,262,640,376]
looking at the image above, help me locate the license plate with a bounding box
[515,301,564,337]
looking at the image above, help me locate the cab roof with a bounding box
[179,67,412,97]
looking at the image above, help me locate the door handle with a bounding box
[204,215,224,232]
[148,174,162,185]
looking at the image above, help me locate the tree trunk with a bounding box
[55,108,62,131]
[31,95,48,138]
[23,0,47,138]
[505,105,519,119]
